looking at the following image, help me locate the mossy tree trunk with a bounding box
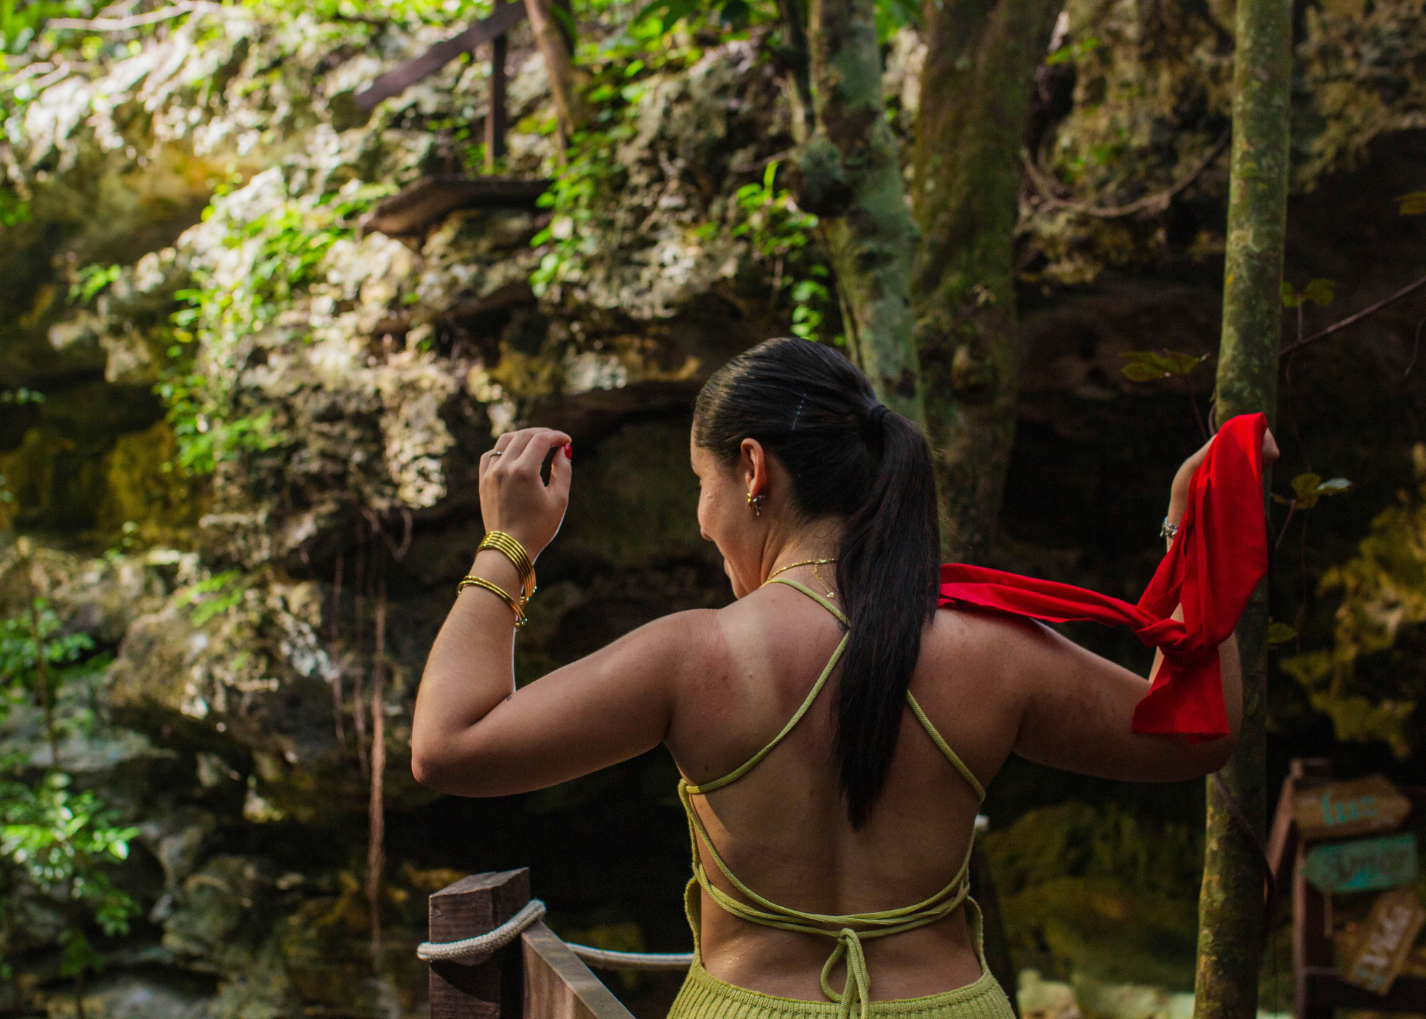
[802,0,925,424]
[910,0,1058,562]
[1193,0,1292,1011]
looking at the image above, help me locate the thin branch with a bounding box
[46,1,228,32]
[729,149,793,175]
[1280,272,1426,355]
[1022,131,1230,220]
[1274,501,1296,554]
[1407,317,1426,379]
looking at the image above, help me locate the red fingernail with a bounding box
[563,442,573,461]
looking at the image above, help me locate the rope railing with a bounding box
[417,898,695,970]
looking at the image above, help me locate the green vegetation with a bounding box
[1282,446,1426,758]
[161,183,390,475]
[731,162,834,343]
[0,599,135,1002]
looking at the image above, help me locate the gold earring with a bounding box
[747,492,764,516]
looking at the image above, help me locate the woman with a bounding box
[412,337,1277,1019]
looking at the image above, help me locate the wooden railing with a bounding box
[355,0,573,173]
[428,869,638,1019]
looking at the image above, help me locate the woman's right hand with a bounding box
[478,427,573,561]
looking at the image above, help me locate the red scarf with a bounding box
[939,413,1269,742]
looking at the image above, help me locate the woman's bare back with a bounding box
[665,583,1021,1001]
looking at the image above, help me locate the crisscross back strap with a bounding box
[685,578,848,795]
[906,692,986,802]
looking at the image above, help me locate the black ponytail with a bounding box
[693,337,940,828]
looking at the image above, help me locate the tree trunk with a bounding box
[522,0,587,141]
[910,0,1057,561]
[1192,0,1292,1010]
[803,0,924,424]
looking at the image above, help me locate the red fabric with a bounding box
[938,413,1269,742]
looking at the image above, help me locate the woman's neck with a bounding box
[761,518,843,585]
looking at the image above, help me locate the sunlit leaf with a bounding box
[1281,281,1300,308]
[1267,621,1297,645]
[1399,191,1426,216]
[1315,477,1352,496]
[1301,279,1335,307]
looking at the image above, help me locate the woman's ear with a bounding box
[740,438,767,498]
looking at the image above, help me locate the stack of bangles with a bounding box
[458,530,537,627]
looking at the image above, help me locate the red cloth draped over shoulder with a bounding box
[938,412,1269,743]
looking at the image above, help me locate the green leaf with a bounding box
[1280,281,1301,308]
[1119,350,1205,381]
[1267,621,1297,645]
[1399,191,1426,216]
[1159,351,1209,376]
[1291,472,1323,509]
[1301,279,1335,307]
[1315,477,1352,496]
[1121,361,1167,382]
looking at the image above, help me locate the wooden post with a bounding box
[486,32,508,171]
[1287,761,1335,1019]
[430,869,532,1019]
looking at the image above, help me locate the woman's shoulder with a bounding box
[921,603,1051,691]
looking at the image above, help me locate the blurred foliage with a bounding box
[1281,278,1335,309]
[985,802,1202,989]
[1281,444,1426,759]
[730,161,834,343]
[0,598,133,987]
[0,600,103,728]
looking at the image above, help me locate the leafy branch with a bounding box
[1119,349,1211,438]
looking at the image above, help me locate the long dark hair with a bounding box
[693,337,940,828]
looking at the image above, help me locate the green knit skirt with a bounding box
[668,897,1016,1019]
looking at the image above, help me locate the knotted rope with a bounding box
[416,898,694,970]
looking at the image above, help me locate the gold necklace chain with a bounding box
[763,557,838,597]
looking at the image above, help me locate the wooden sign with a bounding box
[1302,833,1419,893]
[1342,888,1426,996]
[1294,775,1414,841]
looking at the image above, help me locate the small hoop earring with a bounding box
[747,492,764,516]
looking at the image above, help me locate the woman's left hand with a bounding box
[1166,425,1279,527]
[478,428,573,560]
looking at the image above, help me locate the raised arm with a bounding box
[411,427,697,797]
[999,425,1275,782]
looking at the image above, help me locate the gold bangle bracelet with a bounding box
[478,531,537,605]
[458,575,527,626]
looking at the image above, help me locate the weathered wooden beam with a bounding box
[486,33,509,171]
[430,869,531,1019]
[356,0,528,112]
[522,921,637,1019]
[361,175,552,238]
